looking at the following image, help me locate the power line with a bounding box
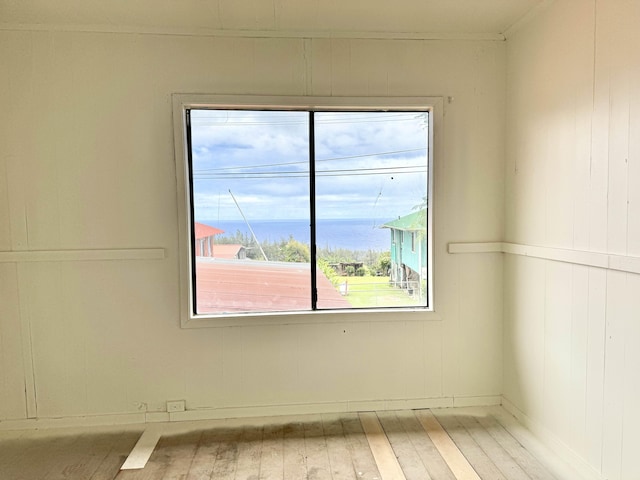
[195,164,423,177]
[193,147,427,173]
[190,112,425,127]
[193,169,425,180]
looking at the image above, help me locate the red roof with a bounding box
[195,259,351,314]
[211,244,244,259]
[194,222,224,239]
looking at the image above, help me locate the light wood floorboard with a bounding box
[184,428,223,480]
[455,414,531,480]
[376,410,432,480]
[260,423,284,480]
[303,415,333,480]
[474,414,555,480]
[0,408,571,480]
[394,410,457,480]
[340,412,383,480]
[0,429,140,480]
[323,414,360,479]
[427,410,505,479]
[283,420,308,479]
[359,411,407,480]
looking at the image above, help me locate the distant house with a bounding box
[212,244,247,260]
[381,210,427,295]
[194,222,224,257]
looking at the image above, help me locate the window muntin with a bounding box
[176,97,435,322]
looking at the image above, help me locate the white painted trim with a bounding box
[167,395,499,422]
[0,248,165,263]
[452,394,503,408]
[145,412,170,423]
[173,94,442,328]
[448,241,640,275]
[0,413,146,431]
[0,395,500,430]
[167,398,454,423]
[447,242,503,254]
[500,243,609,269]
[0,23,506,41]
[608,253,640,275]
[180,309,442,329]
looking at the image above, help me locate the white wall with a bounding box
[0,29,505,424]
[504,0,640,478]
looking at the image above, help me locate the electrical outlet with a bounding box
[167,400,186,413]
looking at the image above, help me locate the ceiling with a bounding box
[0,0,544,38]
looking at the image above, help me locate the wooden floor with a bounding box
[0,407,569,480]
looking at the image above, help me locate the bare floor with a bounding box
[0,407,571,480]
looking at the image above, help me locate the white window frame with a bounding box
[172,94,440,328]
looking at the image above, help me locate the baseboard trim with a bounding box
[0,395,501,431]
[0,412,146,431]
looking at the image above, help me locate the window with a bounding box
[173,96,436,325]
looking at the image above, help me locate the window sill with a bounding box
[181,307,441,328]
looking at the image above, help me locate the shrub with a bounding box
[378,251,391,275]
[318,259,339,286]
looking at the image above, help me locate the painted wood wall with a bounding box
[504,0,640,478]
[0,29,505,424]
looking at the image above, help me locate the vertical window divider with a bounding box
[185,109,199,315]
[309,111,318,309]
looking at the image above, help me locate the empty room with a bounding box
[1,0,639,479]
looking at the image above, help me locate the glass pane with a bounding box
[190,110,311,315]
[314,111,429,309]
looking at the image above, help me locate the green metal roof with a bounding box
[381,209,427,231]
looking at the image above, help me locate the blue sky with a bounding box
[190,109,428,224]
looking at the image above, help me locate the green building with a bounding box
[381,209,427,295]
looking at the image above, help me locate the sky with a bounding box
[190,109,429,224]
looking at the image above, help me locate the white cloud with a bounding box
[190,109,428,221]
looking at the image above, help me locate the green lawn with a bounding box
[335,275,422,308]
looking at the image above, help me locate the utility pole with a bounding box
[228,189,269,261]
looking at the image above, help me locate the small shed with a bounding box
[212,244,247,260]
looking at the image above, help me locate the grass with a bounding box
[335,275,422,308]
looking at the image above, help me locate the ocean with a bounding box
[205,218,391,251]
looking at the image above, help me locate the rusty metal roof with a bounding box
[194,222,224,240]
[195,258,351,314]
[211,244,245,259]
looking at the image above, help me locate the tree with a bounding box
[282,238,310,263]
[378,251,391,275]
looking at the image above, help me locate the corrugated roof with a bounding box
[381,209,426,231]
[212,244,244,259]
[195,258,350,314]
[194,222,224,239]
